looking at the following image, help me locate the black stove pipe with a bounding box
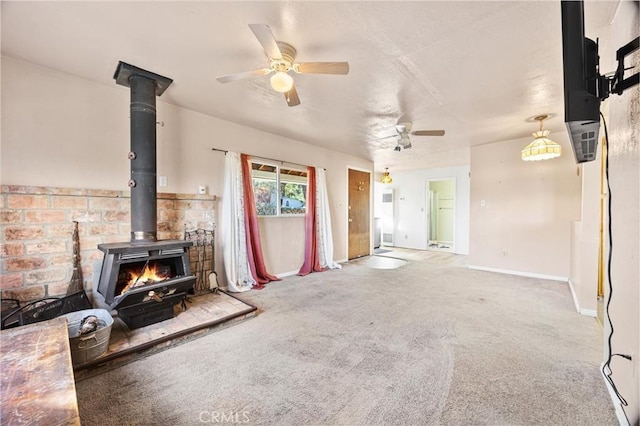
[129,75,157,242]
[114,62,173,243]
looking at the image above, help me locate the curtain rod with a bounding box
[211,147,322,170]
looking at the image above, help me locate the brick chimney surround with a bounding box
[1,185,215,303]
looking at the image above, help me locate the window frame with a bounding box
[251,161,308,218]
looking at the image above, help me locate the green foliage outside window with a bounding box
[251,162,307,216]
[280,182,306,214]
[253,178,277,216]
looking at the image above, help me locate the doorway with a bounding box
[348,168,371,259]
[426,178,455,253]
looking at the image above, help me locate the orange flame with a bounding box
[120,262,169,295]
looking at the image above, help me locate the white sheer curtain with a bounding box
[221,152,256,292]
[315,168,341,269]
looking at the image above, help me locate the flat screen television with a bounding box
[561,0,601,163]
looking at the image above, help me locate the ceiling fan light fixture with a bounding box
[381,168,393,184]
[399,134,412,149]
[521,115,562,161]
[270,71,294,93]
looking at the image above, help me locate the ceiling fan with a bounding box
[377,122,445,151]
[216,24,349,107]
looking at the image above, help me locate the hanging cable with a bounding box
[599,111,631,408]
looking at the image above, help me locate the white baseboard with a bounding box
[567,279,581,313]
[579,308,598,317]
[276,270,299,279]
[467,265,568,282]
[600,362,631,426]
[568,279,598,317]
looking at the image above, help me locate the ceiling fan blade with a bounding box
[285,84,300,107]
[372,134,400,142]
[216,68,272,84]
[249,24,282,59]
[295,62,349,75]
[412,130,446,137]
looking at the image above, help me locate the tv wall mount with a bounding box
[597,36,639,101]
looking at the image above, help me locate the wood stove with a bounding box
[93,62,195,329]
[96,240,194,329]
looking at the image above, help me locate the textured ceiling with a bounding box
[0,1,620,172]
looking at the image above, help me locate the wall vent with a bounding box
[381,189,394,246]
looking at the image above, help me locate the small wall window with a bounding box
[251,162,307,216]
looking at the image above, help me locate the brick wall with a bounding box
[1,185,215,302]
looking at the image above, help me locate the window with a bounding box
[280,168,307,215]
[252,164,278,216]
[251,162,307,216]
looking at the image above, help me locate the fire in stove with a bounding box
[118,260,173,295]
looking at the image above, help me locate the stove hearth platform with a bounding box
[73,291,256,379]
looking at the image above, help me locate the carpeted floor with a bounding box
[373,248,392,254]
[76,250,616,425]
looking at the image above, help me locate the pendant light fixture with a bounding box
[521,115,562,161]
[381,168,393,184]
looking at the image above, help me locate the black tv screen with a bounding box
[561,0,601,163]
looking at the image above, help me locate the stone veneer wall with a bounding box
[1,185,215,302]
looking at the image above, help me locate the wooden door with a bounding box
[348,169,371,259]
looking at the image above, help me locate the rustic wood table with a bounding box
[1,316,80,425]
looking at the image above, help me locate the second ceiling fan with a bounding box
[216,24,349,107]
[379,122,446,151]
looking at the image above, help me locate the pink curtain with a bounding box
[240,154,279,289]
[299,166,325,275]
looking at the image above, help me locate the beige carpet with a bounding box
[76,250,616,425]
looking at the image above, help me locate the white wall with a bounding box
[569,144,602,316]
[601,1,639,422]
[1,57,372,277]
[469,131,582,279]
[374,166,470,255]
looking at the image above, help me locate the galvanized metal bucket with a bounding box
[64,308,113,365]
